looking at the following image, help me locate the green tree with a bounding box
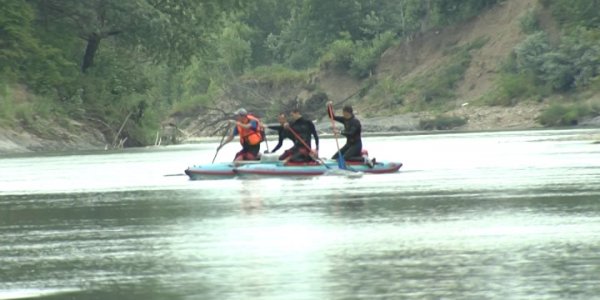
[513,32,551,76]
[238,0,299,66]
[33,0,241,73]
[547,0,600,29]
[560,28,600,87]
[509,29,599,92]
[0,0,37,74]
[216,18,253,75]
[264,0,365,68]
[357,0,425,39]
[1,0,75,92]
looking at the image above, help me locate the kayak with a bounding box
[184,160,402,180]
[235,160,401,176]
[184,161,256,180]
[184,154,280,180]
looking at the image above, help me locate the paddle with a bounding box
[263,129,270,152]
[327,103,347,169]
[285,125,330,169]
[213,122,231,164]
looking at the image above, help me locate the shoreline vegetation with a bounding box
[1,0,598,154]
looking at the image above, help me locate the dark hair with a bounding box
[291,108,301,114]
[342,105,353,114]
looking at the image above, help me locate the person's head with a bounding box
[289,108,302,121]
[342,105,353,119]
[277,112,287,124]
[234,108,248,121]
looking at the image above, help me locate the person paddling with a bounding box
[326,101,374,167]
[265,112,292,156]
[283,108,319,163]
[217,108,263,161]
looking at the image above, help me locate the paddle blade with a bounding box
[337,152,347,169]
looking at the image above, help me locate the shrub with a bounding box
[547,0,600,29]
[492,72,546,106]
[318,31,397,79]
[350,43,377,78]
[539,51,575,91]
[319,39,355,71]
[350,31,397,78]
[560,28,600,88]
[505,28,599,95]
[538,103,598,126]
[514,32,551,73]
[519,9,541,34]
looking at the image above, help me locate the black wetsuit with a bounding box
[331,115,362,161]
[267,124,291,153]
[288,117,319,162]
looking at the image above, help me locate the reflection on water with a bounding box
[1,129,600,299]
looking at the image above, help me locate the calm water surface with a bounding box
[1,129,600,299]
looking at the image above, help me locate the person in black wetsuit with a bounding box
[283,108,319,163]
[327,101,373,167]
[265,113,293,159]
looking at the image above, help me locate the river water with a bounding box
[1,129,600,299]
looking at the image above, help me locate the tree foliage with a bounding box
[544,0,600,29]
[494,0,600,128]
[506,28,599,94]
[15,0,600,145]
[0,0,75,92]
[0,0,36,73]
[33,0,240,72]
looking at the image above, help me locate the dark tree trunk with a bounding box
[82,33,101,73]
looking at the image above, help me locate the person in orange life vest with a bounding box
[217,108,263,161]
[282,108,319,163]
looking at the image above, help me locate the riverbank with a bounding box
[2,104,599,155]
[0,121,106,155]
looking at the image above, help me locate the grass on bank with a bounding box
[363,37,488,115]
[242,65,314,88]
[0,83,67,136]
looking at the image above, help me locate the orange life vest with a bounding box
[237,114,263,146]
